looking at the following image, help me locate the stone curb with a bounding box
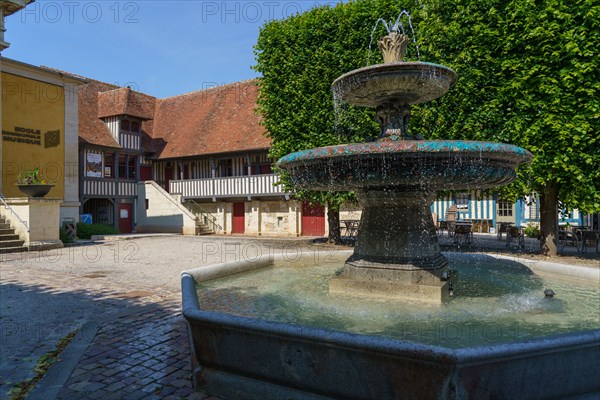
[27,303,166,400]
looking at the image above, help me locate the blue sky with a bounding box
[4,0,341,98]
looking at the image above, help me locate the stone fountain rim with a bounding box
[182,251,600,358]
[277,140,533,168]
[182,252,600,399]
[331,61,459,106]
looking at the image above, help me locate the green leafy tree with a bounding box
[255,0,599,252]
[254,0,420,242]
[416,0,600,255]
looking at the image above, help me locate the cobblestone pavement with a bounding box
[53,304,222,400]
[1,236,312,400]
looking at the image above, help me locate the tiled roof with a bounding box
[151,80,269,159]
[75,73,268,157]
[97,87,154,120]
[78,81,121,149]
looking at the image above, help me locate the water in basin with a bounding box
[196,252,600,349]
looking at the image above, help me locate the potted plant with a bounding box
[15,167,55,197]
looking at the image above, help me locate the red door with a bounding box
[302,202,325,236]
[140,166,152,181]
[118,204,133,234]
[165,166,173,192]
[232,202,245,234]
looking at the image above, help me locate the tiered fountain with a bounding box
[277,28,530,303]
[182,14,599,400]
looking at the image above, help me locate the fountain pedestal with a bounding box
[330,190,449,303]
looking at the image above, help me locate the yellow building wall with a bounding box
[2,72,65,198]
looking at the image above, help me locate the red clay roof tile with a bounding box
[75,73,268,157]
[78,81,122,149]
[151,80,269,159]
[97,87,154,120]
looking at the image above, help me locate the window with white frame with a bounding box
[497,201,513,217]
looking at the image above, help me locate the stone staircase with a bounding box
[0,215,26,254]
[182,200,220,236]
[195,220,215,235]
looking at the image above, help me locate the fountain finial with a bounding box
[378,31,409,63]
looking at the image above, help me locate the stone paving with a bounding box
[1,236,314,400]
[51,304,221,400]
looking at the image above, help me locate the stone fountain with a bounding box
[276,30,531,303]
[182,15,599,400]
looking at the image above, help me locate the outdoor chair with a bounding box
[453,223,473,245]
[443,206,458,238]
[574,228,599,253]
[506,226,525,249]
[497,222,513,241]
[558,226,577,248]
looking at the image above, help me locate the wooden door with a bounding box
[165,166,173,192]
[118,203,133,234]
[140,166,152,181]
[302,202,325,236]
[232,202,245,234]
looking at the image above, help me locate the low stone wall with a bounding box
[1,197,63,250]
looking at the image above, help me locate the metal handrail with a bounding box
[0,196,30,232]
[183,199,223,234]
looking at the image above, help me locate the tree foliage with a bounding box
[254,0,600,247]
[416,0,600,214]
[254,0,421,240]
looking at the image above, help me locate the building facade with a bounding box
[71,71,589,237]
[0,58,82,248]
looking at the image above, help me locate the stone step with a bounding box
[0,240,25,248]
[0,234,20,241]
[0,246,27,254]
[0,223,10,229]
[196,223,215,235]
[0,228,15,235]
[0,217,6,224]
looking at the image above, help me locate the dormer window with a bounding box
[119,119,140,133]
[131,121,140,133]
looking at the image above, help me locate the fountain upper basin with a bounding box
[332,61,457,106]
[277,140,533,191]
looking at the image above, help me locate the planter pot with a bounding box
[16,184,54,198]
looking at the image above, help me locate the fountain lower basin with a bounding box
[182,253,600,400]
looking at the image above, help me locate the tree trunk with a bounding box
[539,183,559,257]
[327,201,341,244]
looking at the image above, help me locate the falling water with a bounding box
[367,10,421,65]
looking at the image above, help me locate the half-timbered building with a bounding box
[75,78,316,236]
